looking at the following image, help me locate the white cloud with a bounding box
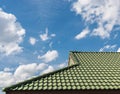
[72,0,120,39]
[92,24,109,39]
[38,50,58,63]
[0,64,55,87]
[29,37,37,45]
[41,66,54,74]
[58,62,67,68]
[40,28,49,41]
[0,8,25,55]
[117,48,120,52]
[14,63,47,82]
[75,28,90,40]
[40,28,56,41]
[51,34,56,37]
[3,67,13,72]
[99,44,117,52]
[0,63,48,87]
[0,71,15,87]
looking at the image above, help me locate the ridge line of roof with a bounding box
[3,63,80,92]
[70,51,120,53]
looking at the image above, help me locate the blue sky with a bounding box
[0,0,120,93]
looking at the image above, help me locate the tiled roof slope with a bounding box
[3,52,120,91]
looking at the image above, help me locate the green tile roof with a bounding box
[3,52,120,91]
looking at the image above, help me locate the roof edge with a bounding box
[3,63,80,92]
[70,51,120,53]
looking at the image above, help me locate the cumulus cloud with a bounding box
[72,0,120,39]
[0,8,25,55]
[40,28,56,41]
[75,28,90,40]
[38,50,58,63]
[29,37,37,45]
[0,71,15,87]
[41,66,54,74]
[58,62,67,68]
[14,63,47,82]
[3,67,13,72]
[0,63,47,87]
[99,44,117,52]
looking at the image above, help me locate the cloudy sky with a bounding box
[0,0,120,93]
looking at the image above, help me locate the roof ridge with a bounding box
[3,63,80,91]
[70,51,120,53]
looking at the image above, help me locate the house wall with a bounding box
[6,90,120,94]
